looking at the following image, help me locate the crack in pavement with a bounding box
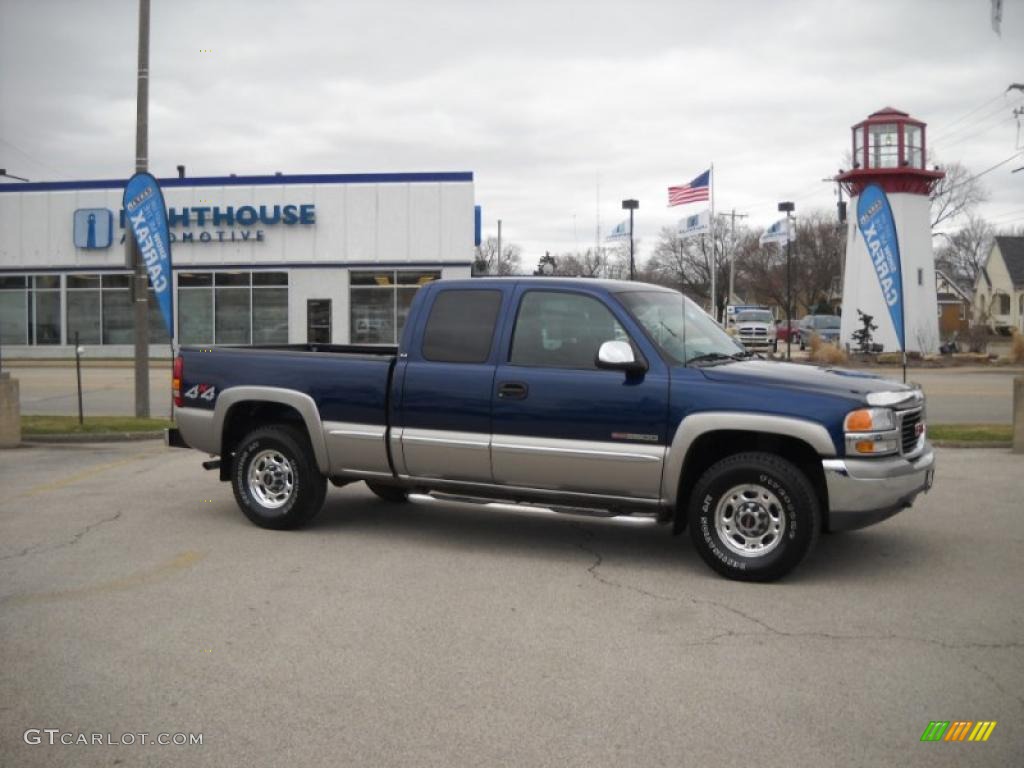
[0,511,123,563]
[571,523,1024,654]
[967,661,1024,711]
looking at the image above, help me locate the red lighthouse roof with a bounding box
[836,106,943,196]
[869,106,910,118]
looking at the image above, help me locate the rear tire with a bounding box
[366,482,408,503]
[687,452,819,582]
[231,425,327,530]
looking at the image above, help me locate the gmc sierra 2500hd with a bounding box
[167,278,934,581]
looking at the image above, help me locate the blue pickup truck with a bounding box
[168,278,934,581]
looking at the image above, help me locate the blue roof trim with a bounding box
[0,171,474,193]
[0,261,473,274]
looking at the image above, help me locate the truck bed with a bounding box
[177,344,397,426]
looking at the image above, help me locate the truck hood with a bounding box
[699,360,912,400]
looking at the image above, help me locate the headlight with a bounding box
[844,408,895,432]
[844,407,898,456]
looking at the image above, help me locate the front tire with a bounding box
[687,452,819,582]
[232,426,327,530]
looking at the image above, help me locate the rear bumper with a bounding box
[165,427,190,449]
[822,446,935,531]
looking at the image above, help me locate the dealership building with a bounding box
[0,171,475,357]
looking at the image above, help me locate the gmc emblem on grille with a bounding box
[915,422,924,438]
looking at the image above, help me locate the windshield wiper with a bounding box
[687,352,739,367]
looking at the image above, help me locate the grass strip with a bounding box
[928,423,1012,443]
[21,415,172,435]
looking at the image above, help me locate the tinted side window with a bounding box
[510,291,627,369]
[422,290,502,363]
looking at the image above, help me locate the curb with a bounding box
[20,432,166,444]
[929,440,1012,449]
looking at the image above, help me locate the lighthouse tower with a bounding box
[836,107,944,354]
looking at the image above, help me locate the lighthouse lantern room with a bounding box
[836,107,945,354]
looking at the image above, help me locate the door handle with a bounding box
[497,382,529,400]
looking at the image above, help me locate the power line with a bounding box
[985,206,1024,223]
[0,138,71,180]
[930,97,1022,144]
[931,114,1018,155]
[939,150,1024,196]
[933,91,1009,134]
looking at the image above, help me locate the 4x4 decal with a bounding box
[184,384,217,402]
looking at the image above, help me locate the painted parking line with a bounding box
[5,448,164,503]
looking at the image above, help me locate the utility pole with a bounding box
[778,201,795,360]
[825,174,848,302]
[128,0,151,418]
[496,219,502,275]
[724,208,748,306]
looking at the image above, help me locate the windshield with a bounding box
[735,310,773,324]
[618,290,745,365]
[815,316,840,329]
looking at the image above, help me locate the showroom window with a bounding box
[65,273,167,346]
[0,274,61,345]
[350,270,440,345]
[178,271,288,345]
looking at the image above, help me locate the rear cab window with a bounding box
[422,289,503,363]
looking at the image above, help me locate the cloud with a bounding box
[2,0,1021,264]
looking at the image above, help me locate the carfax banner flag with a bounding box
[123,172,174,338]
[856,183,904,351]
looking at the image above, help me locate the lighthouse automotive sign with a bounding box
[123,172,174,339]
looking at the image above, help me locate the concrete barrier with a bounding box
[1015,377,1024,455]
[0,373,21,448]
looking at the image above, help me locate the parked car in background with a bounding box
[733,308,778,352]
[799,315,841,350]
[776,319,801,346]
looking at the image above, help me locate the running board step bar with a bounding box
[407,492,658,525]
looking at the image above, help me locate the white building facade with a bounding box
[0,172,475,357]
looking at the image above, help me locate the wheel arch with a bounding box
[663,413,834,533]
[214,387,330,478]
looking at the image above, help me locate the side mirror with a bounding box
[596,340,647,373]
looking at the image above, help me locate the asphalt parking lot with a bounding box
[1,442,1021,767]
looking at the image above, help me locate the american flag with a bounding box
[668,170,711,207]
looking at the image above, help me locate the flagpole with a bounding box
[709,162,716,321]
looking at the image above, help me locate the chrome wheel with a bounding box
[714,483,786,558]
[247,449,295,509]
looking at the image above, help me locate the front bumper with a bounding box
[822,446,935,531]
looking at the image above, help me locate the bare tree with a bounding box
[735,210,843,317]
[930,161,989,229]
[791,210,845,313]
[643,224,735,312]
[474,236,522,276]
[734,232,788,310]
[934,214,994,287]
[546,248,604,277]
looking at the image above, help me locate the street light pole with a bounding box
[779,201,795,361]
[621,199,639,280]
[128,0,151,418]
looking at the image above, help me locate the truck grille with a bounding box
[899,408,923,455]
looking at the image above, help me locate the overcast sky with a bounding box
[1,0,1022,266]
